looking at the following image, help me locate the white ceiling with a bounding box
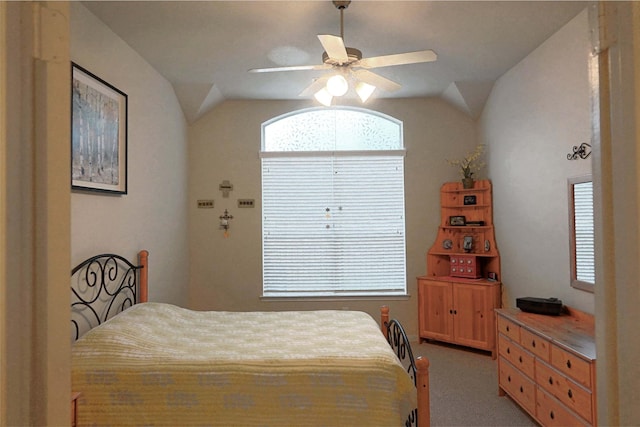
[82,1,587,123]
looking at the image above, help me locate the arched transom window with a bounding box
[261,107,406,297]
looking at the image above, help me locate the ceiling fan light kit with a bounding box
[249,0,437,106]
[326,74,349,96]
[314,88,334,107]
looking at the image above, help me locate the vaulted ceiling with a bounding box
[83,1,587,123]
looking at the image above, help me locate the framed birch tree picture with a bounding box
[71,63,128,194]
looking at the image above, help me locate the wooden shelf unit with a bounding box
[419,180,501,357]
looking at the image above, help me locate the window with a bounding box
[261,107,406,297]
[568,176,594,292]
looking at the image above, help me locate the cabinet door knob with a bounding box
[567,359,572,369]
[549,376,553,385]
[550,411,555,420]
[519,386,523,393]
[507,375,511,383]
[532,340,536,348]
[518,356,523,363]
[506,347,510,354]
[568,389,573,399]
[506,325,510,332]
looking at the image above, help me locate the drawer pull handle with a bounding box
[507,375,511,383]
[549,376,553,385]
[532,340,536,348]
[568,389,573,399]
[507,348,510,354]
[567,360,572,369]
[550,411,555,420]
[518,356,523,363]
[506,325,510,332]
[519,386,523,393]
[449,310,453,314]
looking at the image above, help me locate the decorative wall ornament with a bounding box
[567,142,592,160]
[219,180,234,197]
[219,209,234,238]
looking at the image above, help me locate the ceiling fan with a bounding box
[249,0,437,105]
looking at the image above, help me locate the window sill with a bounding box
[260,294,411,302]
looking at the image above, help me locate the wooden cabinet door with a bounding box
[452,283,495,351]
[418,279,452,341]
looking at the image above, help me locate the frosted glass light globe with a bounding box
[326,74,348,96]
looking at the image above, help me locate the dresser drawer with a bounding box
[536,359,593,423]
[497,315,520,342]
[536,387,589,427]
[499,357,536,415]
[551,345,592,389]
[498,334,535,379]
[520,328,551,361]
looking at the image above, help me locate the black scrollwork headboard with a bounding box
[71,253,143,341]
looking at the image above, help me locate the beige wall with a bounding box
[70,3,190,306]
[188,98,478,334]
[479,8,594,313]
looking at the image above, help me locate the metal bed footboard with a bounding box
[385,318,419,427]
[381,305,429,427]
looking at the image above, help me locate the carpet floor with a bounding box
[412,340,538,427]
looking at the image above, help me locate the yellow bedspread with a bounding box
[72,302,416,426]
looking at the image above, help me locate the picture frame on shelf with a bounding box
[463,195,477,205]
[488,272,498,281]
[463,235,474,252]
[449,215,466,226]
[71,63,128,194]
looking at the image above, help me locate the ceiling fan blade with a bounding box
[317,34,349,63]
[299,75,331,97]
[249,64,331,73]
[353,69,401,92]
[358,50,437,69]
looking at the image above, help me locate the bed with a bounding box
[71,250,430,426]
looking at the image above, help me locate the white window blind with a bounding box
[573,180,595,285]
[262,154,406,297]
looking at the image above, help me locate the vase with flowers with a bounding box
[447,144,486,189]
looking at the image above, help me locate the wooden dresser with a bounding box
[496,307,596,426]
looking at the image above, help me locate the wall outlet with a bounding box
[237,199,255,208]
[197,199,214,208]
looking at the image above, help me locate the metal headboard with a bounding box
[71,253,143,341]
[385,318,419,427]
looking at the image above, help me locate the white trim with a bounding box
[260,294,411,302]
[259,149,407,158]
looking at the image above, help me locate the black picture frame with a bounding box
[463,235,474,252]
[71,63,128,194]
[463,195,477,205]
[449,215,466,226]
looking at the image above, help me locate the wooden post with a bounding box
[380,305,390,340]
[416,356,431,427]
[138,250,149,303]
